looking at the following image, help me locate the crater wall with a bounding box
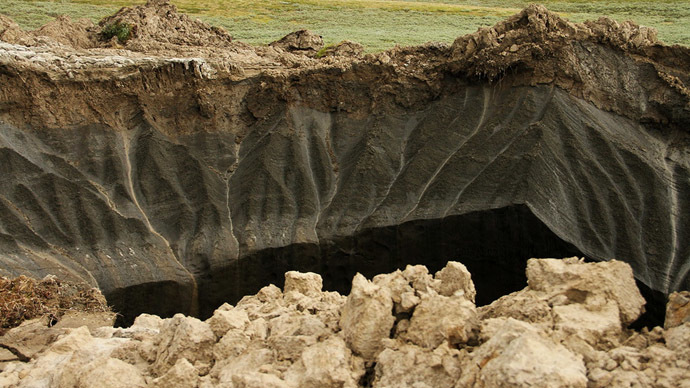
[0,5,688,321]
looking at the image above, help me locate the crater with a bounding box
[109,205,586,325]
[0,4,687,332]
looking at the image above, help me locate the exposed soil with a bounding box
[0,1,688,130]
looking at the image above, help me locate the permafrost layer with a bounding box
[0,2,689,322]
[1,258,689,387]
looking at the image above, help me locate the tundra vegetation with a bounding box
[0,0,688,51]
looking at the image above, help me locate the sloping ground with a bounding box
[1,259,689,387]
[0,2,688,324]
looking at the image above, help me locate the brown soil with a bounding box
[98,0,234,51]
[0,2,687,132]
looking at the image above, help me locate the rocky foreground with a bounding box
[0,1,689,322]
[0,258,688,387]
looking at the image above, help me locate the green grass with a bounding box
[0,0,688,51]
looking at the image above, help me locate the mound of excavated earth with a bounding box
[1,258,689,387]
[0,1,689,324]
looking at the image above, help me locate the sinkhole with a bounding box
[108,204,664,328]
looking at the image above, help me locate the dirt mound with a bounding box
[98,0,233,51]
[32,15,97,49]
[449,4,659,80]
[0,14,98,49]
[0,275,110,335]
[0,15,27,44]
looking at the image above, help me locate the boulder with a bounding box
[151,358,200,388]
[402,294,478,348]
[284,336,365,388]
[433,261,476,302]
[206,308,250,338]
[461,318,587,388]
[526,258,645,325]
[151,314,215,376]
[665,291,690,329]
[374,342,463,388]
[339,273,395,360]
[284,271,323,297]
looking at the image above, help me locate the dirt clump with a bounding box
[448,4,659,81]
[33,15,98,49]
[269,30,325,57]
[0,14,98,49]
[321,40,365,58]
[0,15,28,44]
[98,0,233,51]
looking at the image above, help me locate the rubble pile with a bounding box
[1,258,688,387]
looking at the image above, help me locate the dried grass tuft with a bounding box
[0,275,110,334]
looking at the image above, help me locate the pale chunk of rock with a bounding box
[460,318,587,387]
[433,261,476,302]
[525,258,645,325]
[664,322,690,356]
[553,302,622,345]
[665,291,690,329]
[257,284,283,302]
[151,314,215,376]
[213,330,251,360]
[284,271,323,297]
[403,294,478,348]
[206,308,250,338]
[402,264,440,295]
[131,313,165,331]
[467,319,587,388]
[284,336,365,388]
[15,327,127,388]
[0,317,63,359]
[75,357,147,388]
[477,334,587,388]
[374,342,463,388]
[48,326,95,354]
[479,289,553,326]
[233,372,290,388]
[340,273,395,360]
[151,358,200,388]
[373,270,414,306]
[213,347,275,384]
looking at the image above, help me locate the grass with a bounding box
[100,20,133,43]
[0,0,688,51]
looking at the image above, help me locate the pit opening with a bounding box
[110,204,665,327]
[197,204,584,317]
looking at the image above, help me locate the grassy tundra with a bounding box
[1,0,688,51]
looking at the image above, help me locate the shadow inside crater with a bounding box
[110,204,664,328]
[198,204,587,318]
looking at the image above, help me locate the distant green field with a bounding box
[1,0,688,51]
